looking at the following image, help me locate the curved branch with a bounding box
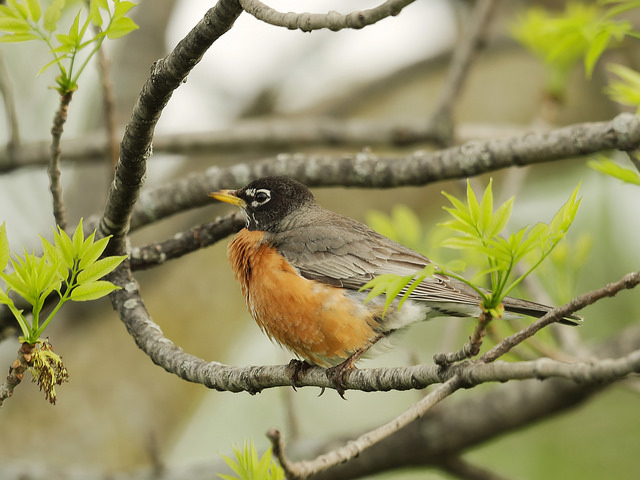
[239,0,415,32]
[108,262,639,396]
[98,0,243,253]
[269,377,463,480]
[129,113,640,229]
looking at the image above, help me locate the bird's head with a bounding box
[210,176,317,232]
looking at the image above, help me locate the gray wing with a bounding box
[271,210,483,306]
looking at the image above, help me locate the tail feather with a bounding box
[502,296,582,326]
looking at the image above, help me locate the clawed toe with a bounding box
[326,359,357,399]
[287,359,313,391]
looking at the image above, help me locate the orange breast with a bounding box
[228,229,379,367]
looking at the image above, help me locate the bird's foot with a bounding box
[325,356,358,400]
[286,359,314,391]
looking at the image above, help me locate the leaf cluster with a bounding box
[0,0,138,93]
[361,180,581,318]
[0,219,126,344]
[511,1,640,99]
[218,440,284,480]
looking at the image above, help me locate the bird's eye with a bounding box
[254,189,271,204]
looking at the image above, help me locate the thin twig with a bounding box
[239,0,416,32]
[434,311,493,365]
[268,377,462,480]
[0,50,20,162]
[0,342,34,407]
[428,0,501,145]
[481,271,640,363]
[48,91,74,230]
[96,35,120,168]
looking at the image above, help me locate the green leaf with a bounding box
[440,235,484,250]
[7,0,29,20]
[53,226,75,270]
[487,196,513,238]
[466,180,481,225]
[438,216,478,237]
[585,29,611,78]
[77,255,126,285]
[43,0,65,33]
[66,10,82,45]
[604,63,640,110]
[391,205,422,250]
[588,157,640,185]
[549,185,581,235]
[0,16,31,33]
[71,219,85,258]
[105,15,138,39]
[398,265,435,309]
[477,178,494,234]
[0,4,20,19]
[25,0,41,22]
[78,235,109,269]
[366,210,400,242]
[89,0,102,26]
[113,1,136,20]
[0,222,9,273]
[0,32,38,41]
[70,280,120,301]
[602,1,640,20]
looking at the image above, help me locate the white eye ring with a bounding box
[253,189,271,205]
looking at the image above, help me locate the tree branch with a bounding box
[269,377,462,479]
[238,0,415,32]
[481,271,640,363]
[108,260,640,396]
[0,120,541,173]
[128,113,640,230]
[98,0,243,253]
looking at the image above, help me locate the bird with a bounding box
[210,176,581,395]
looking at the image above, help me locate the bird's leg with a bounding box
[286,359,314,391]
[326,334,384,399]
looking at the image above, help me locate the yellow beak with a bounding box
[209,189,247,208]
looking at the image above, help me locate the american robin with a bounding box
[210,176,580,393]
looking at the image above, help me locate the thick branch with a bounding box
[0,120,534,172]
[98,0,243,253]
[239,0,415,32]
[108,261,640,395]
[129,113,640,229]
